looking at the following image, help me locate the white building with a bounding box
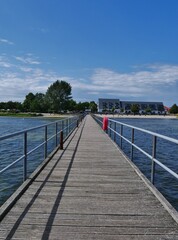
[98,98,165,114]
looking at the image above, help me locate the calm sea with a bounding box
[1,116,178,211]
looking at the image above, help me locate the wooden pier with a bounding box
[1,115,178,239]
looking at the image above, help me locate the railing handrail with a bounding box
[93,115,178,185]
[0,115,83,178]
[0,116,74,141]
[109,118,178,144]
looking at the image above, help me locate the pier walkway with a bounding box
[1,115,178,239]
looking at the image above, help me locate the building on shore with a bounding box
[98,98,165,114]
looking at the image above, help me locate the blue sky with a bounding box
[0,0,178,106]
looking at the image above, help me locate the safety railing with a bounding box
[93,115,178,185]
[0,115,84,182]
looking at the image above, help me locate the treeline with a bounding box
[0,80,98,113]
[169,104,178,114]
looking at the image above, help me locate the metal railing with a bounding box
[93,115,178,185]
[0,115,84,182]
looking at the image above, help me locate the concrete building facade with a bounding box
[98,98,165,114]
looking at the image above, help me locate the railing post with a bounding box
[109,121,112,137]
[61,120,64,139]
[55,122,58,147]
[131,128,134,161]
[65,119,67,137]
[151,135,157,184]
[120,124,123,149]
[60,130,63,150]
[44,126,47,159]
[68,119,70,135]
[23,132,27,182]
[77,119,79,128]
[114,122,116,142]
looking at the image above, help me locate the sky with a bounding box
[0,0,178,106]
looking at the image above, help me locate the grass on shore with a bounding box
[0,112,43,117]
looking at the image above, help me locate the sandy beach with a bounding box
[41,113,178,120]
[95,114,178,119]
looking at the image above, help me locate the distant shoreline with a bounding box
[95,114,178,119]
[0,112,75,118]
[42,113,76,118]
[0,112,177,120]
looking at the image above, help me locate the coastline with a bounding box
[0,112,177,120]
[95,114,177,119]
[41,113,76,118]
[0,112,75,118]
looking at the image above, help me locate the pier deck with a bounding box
[1,115,178,239]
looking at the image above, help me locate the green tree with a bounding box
[14,102,23,111]
[0,101,22,111]
[120,108,124,113]
[6,101,16,110]
[23,93,36,112]
[131,104,140,115]
[145,107,152,114]
[30,93,46,112]
[111,107,115,113]
[66,99,77,111]
[45,80,72,113]
[0,102,6,110]
[89,101,97,113]
[170,104,178,114]
[76,102,90,112]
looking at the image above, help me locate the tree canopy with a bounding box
[131,104,140,114]
[45,80,72,113]
[89,101,98,113]
[23,93,36,112]
[170,104,178,114]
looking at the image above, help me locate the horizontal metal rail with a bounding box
[0,115,84,181]
[93,115,178,185]
[110,119,178,145]
[0,155,25,175]
[0,121,57,141]
[26,141,46,157]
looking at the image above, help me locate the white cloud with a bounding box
[91,65,178,91]
[0,55,178,104]
[0,56,13,68]
[0,61,12,68]
[91,65,178,88]
[71,65,178,103]
[0,54,57,101]
[0,69,57,102]
[0,38,14,45]
[14,56,41,65]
